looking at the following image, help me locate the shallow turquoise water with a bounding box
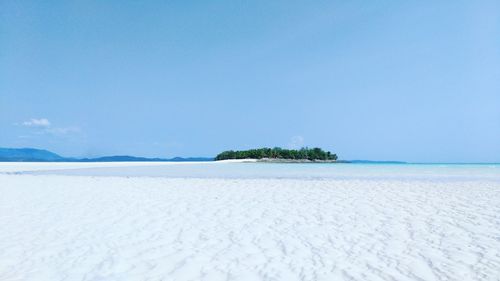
[30,163,500,181]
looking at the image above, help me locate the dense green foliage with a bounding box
[215,147,337,161]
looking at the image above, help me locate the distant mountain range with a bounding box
[0,148,213,162]
[0,147,408,163]
[0,148,65,162]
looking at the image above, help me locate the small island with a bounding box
[215,147,338,162]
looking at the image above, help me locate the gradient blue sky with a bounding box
[1,0,499,162]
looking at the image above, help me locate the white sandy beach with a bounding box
[1,163,499,281]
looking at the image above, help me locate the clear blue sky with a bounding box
[1,0,499,162]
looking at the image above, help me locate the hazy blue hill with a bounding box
[0,148,64,162]
[169,157,214,162]
[79,155,169,162]
[0,147,213,162]
[78,156,212,162]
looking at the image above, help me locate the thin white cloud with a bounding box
[17,118,81,137]
[288,135,305,149]
[22,118,51,127]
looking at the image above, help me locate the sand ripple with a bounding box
[0,175,499,280]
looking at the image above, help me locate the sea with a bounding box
[24,162,500,182]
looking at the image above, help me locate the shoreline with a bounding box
[257,158,337,163]
[216,158,338,163]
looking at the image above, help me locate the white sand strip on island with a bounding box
[1,172,500,281]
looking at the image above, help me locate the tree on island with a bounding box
[215,147,338,161]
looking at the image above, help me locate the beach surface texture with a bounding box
[0,162,499,281]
